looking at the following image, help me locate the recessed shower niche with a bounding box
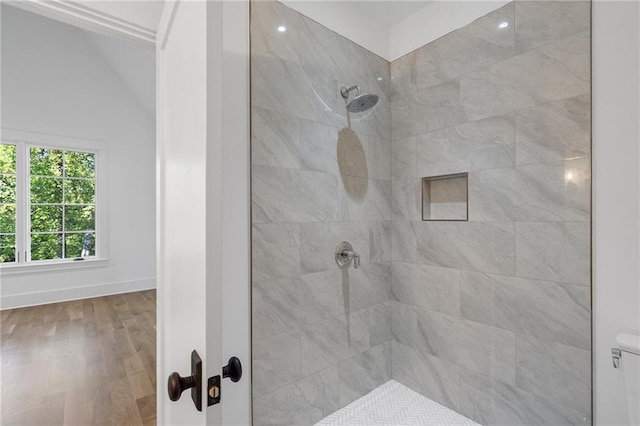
[422,173,468,221]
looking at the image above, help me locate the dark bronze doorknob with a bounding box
[222,356,242,382]
[168,372,195,401]
[167,350,202,411]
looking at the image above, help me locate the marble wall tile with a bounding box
[392,262,461,317]
[339,177,391,222]
[460,368,591,425]
[253,366,340,426]
[252,165,339,223]
[391,179,421,221]
[468,158,590,222]
[461,31,590,120]
[415,309,517,385]
[251,52,343,127]
[516,335,591,415]
[416,114,515,177]
[251,0,301,64]
[368,303,393,347]
[300,221,369,273]
[391,341,461,411]
[390,300,418,348]
[299,119,339,174]
[515,222,590,285]
[415,221,516,275]
[300,310,371,376]
[339,343,391,406]
[515,94,591,165]
[369,222,391,263]
[362,134,391,180]
[391,136,416,179]
[391,80,466,140]
[390,52,418,102]
[515,1,591,52]
[391,221,418,263]
[253,271,342,341]
[460,271,590,350]
[419,3,517,89]
[253,330,301,397]
[344,263,391,313]
[252,223,300,281]
[251,107,300,169]
[348,96,392,142]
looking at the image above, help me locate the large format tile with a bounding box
[415,221,516,275]
[250,0,301,63]
[461,31,590,120]
[300,310,371,376]
[391,341,461,411]
[339,177,391,222]
[253,366,340,426]
[415,309,517,385]
[392,80,466,140]
[460,368,591,425]
[515,222,590,286]
[300,221,369,273]
[339,343,391,406]
[516,335,591,415]
[391,221,418,264]
[515,1,591,52]
[252,223,300,281]
[391,178,421,222]
[460,271,590,350]
[468,159,590,222]
[392,262,461,316]
[252,272,342,341]
[252,165,339,223]
[515,94,591,165]
[369,221,391,263]
[416,114,515,177]
[253,330,301,398]
[299,119,340,174]
[391,136,416,179]
[251,107,300,169]
[344,263,391,313]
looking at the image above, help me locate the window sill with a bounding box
[0,258,108,276]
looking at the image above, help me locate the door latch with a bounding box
[207,375,221,406]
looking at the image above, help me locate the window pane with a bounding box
[64,179,95,204]
[30,148,63,176]
[64,205,94,231]
[0,234,15,263]
[31,205,62,232]
[64,232,95,258]
[30,177,63,204]
[1,174,16,203]
[0,205,16,233]
[64,151,95,178]
[0,144,16,174]
[31,233,62,260]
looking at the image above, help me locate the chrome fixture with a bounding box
[340,85,379,113]
[612,347,622,368]
[335,241,360,269]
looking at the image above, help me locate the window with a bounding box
[0,141,101,265]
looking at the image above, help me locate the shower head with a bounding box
[341,85,379,113]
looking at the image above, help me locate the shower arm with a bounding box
[340,85,360,99]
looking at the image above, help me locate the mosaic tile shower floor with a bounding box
[314,380,480,426]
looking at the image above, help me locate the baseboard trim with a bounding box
[0,278,156,310]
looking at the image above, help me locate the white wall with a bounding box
[389,1,509,60]
[0,5,156,308]
[593,1,640,424]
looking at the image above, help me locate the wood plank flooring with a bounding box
[1,290,156,425]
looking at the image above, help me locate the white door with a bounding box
[156,1,251,424]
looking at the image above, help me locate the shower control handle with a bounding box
[335,241,360,269]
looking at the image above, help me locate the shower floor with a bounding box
[314,380,480,426]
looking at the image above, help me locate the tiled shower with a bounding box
[251,1,591,424]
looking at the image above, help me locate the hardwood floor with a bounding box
[1,290,156,425]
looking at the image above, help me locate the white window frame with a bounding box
[0,128,108,274]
